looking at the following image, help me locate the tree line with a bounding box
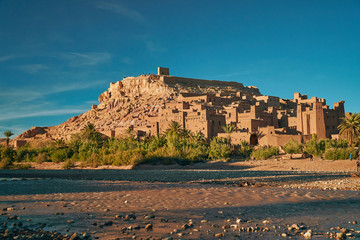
[0,113,359,169]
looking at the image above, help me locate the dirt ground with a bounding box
[1,158,360,239]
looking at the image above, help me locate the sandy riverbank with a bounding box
[1,159,360,239]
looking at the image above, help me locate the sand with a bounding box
[1,159,360,239]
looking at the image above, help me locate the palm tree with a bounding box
[338,113,360,146]
[222,124,236,145]
[166,121,182,135]
[53,139,66,149]
[3,130,14,147]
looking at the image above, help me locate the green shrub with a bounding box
[0,157,13,169]
[182,144,208,162]
[62,159,76,169]
[35,152,50,163]
[147,136,166,151]
[16,147,37,162]
[324,147,357,160]
[237,141,253,158]
[251,146,279,160]
[208,137,232,161]
[0,147,16,161]
[304,135,325,157]
[51,148,73,163]
[79,152,101,168]
[283,139,303,155]
[13,163,31,170]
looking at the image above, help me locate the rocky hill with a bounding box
[16,72,261,142]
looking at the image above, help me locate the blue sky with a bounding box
[1,0,359,137]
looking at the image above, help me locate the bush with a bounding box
[208,137,232,161]
[0,147,16,161]
[35,152,50,163]
[324,147,357,160]
[16,147,37,162]
[51,148,73,163]
[62,159,76,169]
[237,141,253,158]
[283,139,303,155]
[251,146,279,160]
[304,135,325,157]
[79,152,101,168]
[0,157,13,169]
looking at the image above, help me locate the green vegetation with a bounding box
[303,134,358,160]
[338,113,360,146]
[283,139,303,157]
[237,141,253,158]
[251,146,279,160]
[3,130,14,147]
[2,116,360,169]
[208,137,232,161]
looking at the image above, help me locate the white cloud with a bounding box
[95,1,144,22]
[0,54,19,62]
[146,41,166,52]
[16,64,49,74]
[0,108,88,121]
[0,80,105,103]
[0,125,29,138]
[61,52,111,67]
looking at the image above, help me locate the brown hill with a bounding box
[16,69,261,142]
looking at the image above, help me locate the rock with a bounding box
[222,225,230,229]
[103,221,113,226]
[336,232,346,240]
[215,233,225,237]
[82,233,91,239]
[104,208,110,212]
[182,223,193,229]
[69,233,79,240]
[124,214,136,220]
[288,224,300,231]
[304,230,312,239]
[352,220,358,224]
[145,223,153,231]
[281,233,287,237]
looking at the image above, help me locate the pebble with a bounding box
[336,232,346,240]
[145,223,153,231]
[288,223,300,231]
[103,221,113,226]
[125,214,136,220]
[215,233,225,237]
[303,230,312,239]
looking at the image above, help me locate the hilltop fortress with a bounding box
[15,67,345,147]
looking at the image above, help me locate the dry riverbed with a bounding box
[1,159,360,239]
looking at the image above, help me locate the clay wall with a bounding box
[157,67,169,75]
[218,132,250,145]
[185,111,209,138]
[178,94,209,103]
